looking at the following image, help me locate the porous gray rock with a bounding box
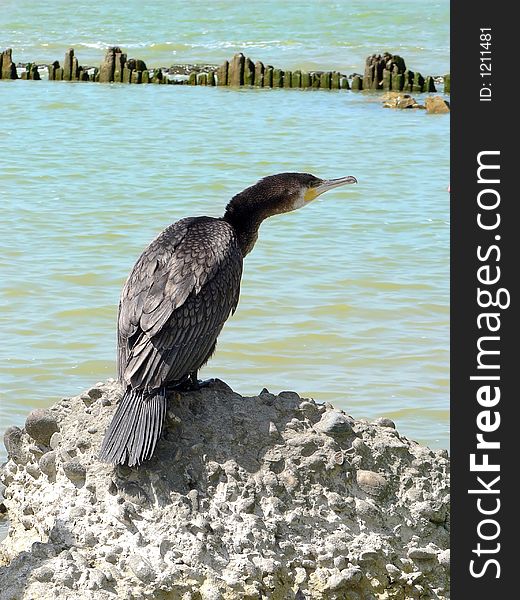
[0,379,450,599]
[24,409,59,446]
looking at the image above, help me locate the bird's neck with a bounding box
[223,195,270,257]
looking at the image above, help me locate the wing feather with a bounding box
[117,216,242,389]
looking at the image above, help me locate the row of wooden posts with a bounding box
[1,47,449,93]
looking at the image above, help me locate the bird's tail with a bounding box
[99,387,167,466]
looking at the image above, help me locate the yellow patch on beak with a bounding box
[304,188,319,203]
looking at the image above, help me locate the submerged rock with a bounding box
[382,92,425,109]
[0,379,450,599]
[425,95,451,113]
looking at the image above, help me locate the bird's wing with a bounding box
[117,217,242,388]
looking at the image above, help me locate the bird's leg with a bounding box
[187,370,214,390]
[188,371,199,388]
[167,371,213,392]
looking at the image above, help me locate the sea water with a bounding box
[0,0,449,475]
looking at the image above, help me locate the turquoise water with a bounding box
[0,1,449,472]
[2,0,449,75]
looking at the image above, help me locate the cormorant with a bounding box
[99,172,357,466]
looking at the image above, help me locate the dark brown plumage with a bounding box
[100,172,357,466]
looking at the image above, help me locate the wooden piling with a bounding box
[1,49,17,79]
[216,61,228,86]
[254,61,264,87]
[244,57,254,85]
[351,75,362,91]
[228,53,245,86]
[264,66,273,87]
[272,68,283,88]
[444,74,450,94]
[424,76,436,93]
[412,72,424,92]
[291,70,302,88]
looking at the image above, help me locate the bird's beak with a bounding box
[305,175,358,202]
[315,176,358,195]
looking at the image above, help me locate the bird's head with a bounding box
[224,171,358,255]
[225,171,358,220]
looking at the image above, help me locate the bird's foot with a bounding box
[167,376,213,393]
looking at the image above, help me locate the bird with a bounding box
[99,172,357,466]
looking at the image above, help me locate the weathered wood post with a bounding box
[228,53,245,86]
[244,57,254,85]
[216,61,228,86]
[254,61,264,87]
[1,49,18,79]
[351,75,362,90]
[99,47,120,83]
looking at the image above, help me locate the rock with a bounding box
[382,92,423,109]
[356,469,389,497]
[314,410,354,438]
[25,409,59,446]
[373,417,396,429]
[33,566,54,582]
[49,432,62,449]
[425,96,451,113]
[128,553,155,582]
[62,460,86,484]
[38,451,57,478]
[0,380,450,599]
[3,426,23,459]
[438,549,450,568]
[408,545,439,560]
[386,563,401,579]
[87,387,103,400]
